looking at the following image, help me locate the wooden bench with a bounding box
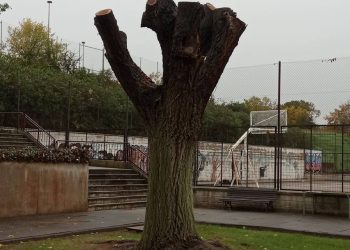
[221,187,278,211]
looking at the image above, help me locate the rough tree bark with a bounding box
[95,1,245,249]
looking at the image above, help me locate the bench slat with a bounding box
[221,187,277,211]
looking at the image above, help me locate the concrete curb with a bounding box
[0,222,144,245]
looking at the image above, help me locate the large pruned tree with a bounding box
[94,0,246,249]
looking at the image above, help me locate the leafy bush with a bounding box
[0,147,90,164]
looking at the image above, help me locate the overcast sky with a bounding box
[2,0,350,123]
[2,0,349,66]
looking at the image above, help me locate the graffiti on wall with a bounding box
[304,150,322,173]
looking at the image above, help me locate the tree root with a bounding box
[93,239,231,250]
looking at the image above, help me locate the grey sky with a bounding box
[2,0,350,123]
[3,0,349,66]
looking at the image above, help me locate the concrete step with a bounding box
[88,195,147,205]
[88,200,147,211]
[89,174,141,180]
[89,179,147,185]
[89,189,148,198]
[0,136,31,142]
[89,184,148,192]
[0,133,25,138]
[0,144,37,149]
[0,141,35,146]
[89,168,136,175]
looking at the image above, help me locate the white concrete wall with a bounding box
[196,143,322,184]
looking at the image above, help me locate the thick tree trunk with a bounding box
[94,1,246,249]
[140,133,197,249]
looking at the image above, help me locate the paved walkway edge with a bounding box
[0,222,144,244]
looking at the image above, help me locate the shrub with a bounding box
[0,147,90,164]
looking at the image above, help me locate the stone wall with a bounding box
[0,162,88,218]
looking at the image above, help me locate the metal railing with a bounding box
[0,112,56,149]
[54,140,149,176]
[127,145,149,175]
[56,140,125,160]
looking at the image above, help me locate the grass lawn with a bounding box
[2,224,350,250]
[311,130,350,171]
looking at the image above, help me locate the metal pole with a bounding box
[82,41,85,68]
[17,88,20,112]
[125,98,129,131]
[196,142,199,186]
[17,70,21,112]
[0,20,3,48]
[342,126,344,193]
[139,57,142,69]
[47,1,52,40]
[309,126,313,191]
[65,81,71,147]
[221,141,224,187]
[157,61,159,73]
[78,43,81,68]
[193,143,197,186]
[274,126,277,189]
[277,61,282,190]
[102,48,105,72]
[47,1,52,60]
[246,137,249,187]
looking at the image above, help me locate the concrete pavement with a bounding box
[1,208,350,244]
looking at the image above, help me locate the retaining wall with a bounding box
[193,186,350,217]
[0,162,88,218]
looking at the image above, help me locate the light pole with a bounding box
[81,41,86,68]
[0,20,3,48]
[47,1,52,61]
[65,80,71,147]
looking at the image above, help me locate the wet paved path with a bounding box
[1,208,350,243]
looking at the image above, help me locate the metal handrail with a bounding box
[128,144,149,176]
[0,112,56,149]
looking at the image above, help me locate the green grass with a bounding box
[2,224,350,250]
[199,224,350,250]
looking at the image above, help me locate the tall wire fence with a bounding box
[2,18,350,194]
[194,124,350,194]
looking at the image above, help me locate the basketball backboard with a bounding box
[250,110,287,134]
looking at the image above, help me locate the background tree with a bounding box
[282,100,320,125]
[325,100,350,125]
[202,98,249,142]
[7,18,78,71]
[244,96,276,111]
[94,0,245,248]
[0,54,129,131]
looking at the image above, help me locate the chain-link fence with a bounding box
[194,124,350,194]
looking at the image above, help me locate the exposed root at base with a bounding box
[92,239,231,250]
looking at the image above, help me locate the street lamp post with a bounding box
[47,1,52,61]
[65,80,71,147]
[81,41,86,68]
[0,20,3,48]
